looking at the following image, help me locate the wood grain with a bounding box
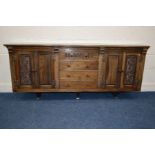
[5,45,149,93]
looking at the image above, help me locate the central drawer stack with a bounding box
[59,47,99,89]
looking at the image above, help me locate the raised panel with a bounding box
[36,51,56,88]
[38,53,51,85]
[104,52,122,89]
[106,55,119,85]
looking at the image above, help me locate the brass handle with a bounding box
[85,54,89,58]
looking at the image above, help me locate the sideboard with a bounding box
[4,44,149,98]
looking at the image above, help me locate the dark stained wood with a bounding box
[122,49,141,90]
[36,51,55,88]
[5,45,149,93]
[59,47,99,60]
[60,71,98,81]
[60,81,97,89]
[16,50,35,89]
[103,48,123,89]
[60,60,98,71]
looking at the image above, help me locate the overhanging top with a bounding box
[4,43,150,49]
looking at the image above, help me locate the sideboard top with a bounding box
[4,43,150,49]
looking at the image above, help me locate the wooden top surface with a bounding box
[4,43,150,48]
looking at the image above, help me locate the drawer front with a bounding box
[60,61,98,71]
[60,71,98,81]
[60,81,97,89]
[60,47,99,60]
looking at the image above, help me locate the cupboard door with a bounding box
[121,50,141,90]
[103,49,123,89]
[16,51,35,89]
[36,51,55,88]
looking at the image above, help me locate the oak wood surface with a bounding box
[5,45,149,93]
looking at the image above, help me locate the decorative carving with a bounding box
[19,55,32,85]
[64,51,96,59]
[124,55,137,85]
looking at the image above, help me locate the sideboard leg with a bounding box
[112,92,120,98]
[76,93,80,100]
[36,93,41,100]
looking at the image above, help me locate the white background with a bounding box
[0,0,155,155]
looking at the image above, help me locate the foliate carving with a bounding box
[124,55,137,85]
[65,51,97,59]
[20,55,32,85]
[65,52,90,59]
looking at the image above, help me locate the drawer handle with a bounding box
[86,66,89,69]
[67,75,71,77]
[67,65,71,67]
[85,54,88,58]
[86,75,90,78]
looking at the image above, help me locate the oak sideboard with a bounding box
[5,44,149,98]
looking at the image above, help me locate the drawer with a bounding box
[60,71,98,81]
[60,81,97,89]
[60,47,99,60]
[60,61,98,70]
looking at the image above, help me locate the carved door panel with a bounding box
[35,51,56,88]
[15,51,35,89]
[121,50,141,90]
[103,49,123,89]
